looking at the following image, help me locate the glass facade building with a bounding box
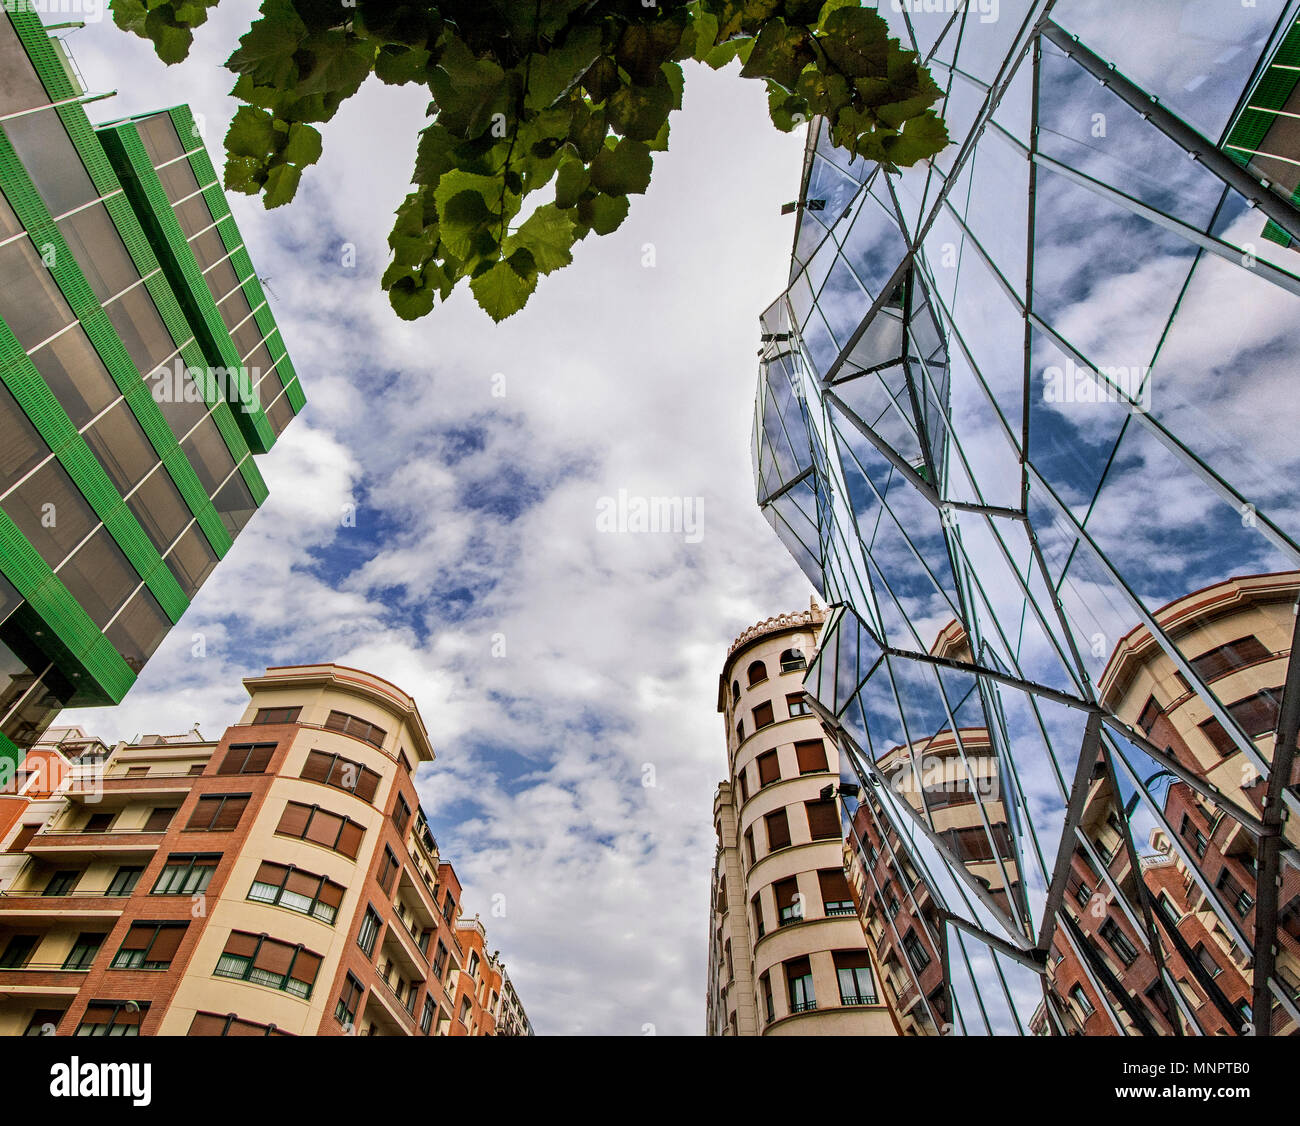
[754,1,1300,1034]
[0,7,304,769]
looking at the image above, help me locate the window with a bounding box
[1216,868,1254,917]
[358,906,382,957]
[43,870,79,896]
[775,877,802,925]
[0,935,38,968]
[731,680,740,702]
[301,749,381,803]
[819,869,854,915]
[735,720,744,743]
[1199,687,1284,757]
[76,1000,148,1036]
[252,706,300,725]
[761,972,774,1022]
[185,794,249,832]
[421,995,436,1034]
[63,933,103,970]
[377,846,400,894]
[1194,942,1223,979]
[779,648,806,673]
[324,709,387,749]
[805,798,840,841]
[785,956,815,1012]
[765,808,791,851]
[111,922,187,970]
[23,1010,63,1036]
[443,892,457,924]
[737,769,749,802]
[752,701,775,729]
[1099,918,1139,967]
[1180,813,1209,859]
[85,813,114,832]
[743,827,755,867]
[746,661,768,687]
[393,794,411,833]
[1189,636,1270,683]
[106,867,143,897]
[217,742,276,775]
[756,750,780,787]
[751,892,765,938]
[467,951,480,978]
[152,854,218,896]
[335,973,364,1027]
[432,940,448,978]
[1070,983,1095,1019]
[1073,880,1092,909]
[787,693,811,717]
[835,951,876,1005]
[143,807,177,832]
[1137,696,1163,735]
[794,739,828,774]
[214,931,321,999]
[275,800,364,859]
[902,930,931,971]
[188,1011,288,1036]
[248,862,344,924]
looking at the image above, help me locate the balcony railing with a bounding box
[789,999,818,1014]
[839,993,879,1007]
[825,904,857,917]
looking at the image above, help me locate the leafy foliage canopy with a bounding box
[111,0,948,320]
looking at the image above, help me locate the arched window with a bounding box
[747,660,768,687]
[731,680,740,702]
[780,648,806,673]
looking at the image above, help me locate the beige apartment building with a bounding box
[0,664,530,1037]
[707,601,897,1035]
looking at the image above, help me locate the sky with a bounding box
[63,3,815,1035]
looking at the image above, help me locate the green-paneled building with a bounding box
[0,6,305,769]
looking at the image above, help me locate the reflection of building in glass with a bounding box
[707,604,896,1035]
[753,3,1300,1035]
[0,7,304,769]
[0,665,528,1037]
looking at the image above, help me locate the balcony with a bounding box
[839,992,880,1007]
[0,962,90,999]
[0,890,130,923]
[365,972,417,1035]
[788,999,818,1014]
[382,915,429,980]
[65,772,197,803]
[25,829,164,860]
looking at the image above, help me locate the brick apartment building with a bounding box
[0,663,530,1036]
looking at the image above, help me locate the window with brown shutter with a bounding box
[248,862,344,924]
[774,877,802,924]
[747,660,768,687]
[757,750,780,787]
[324,710,387,749]
[188,1011,288,1036]
[111,922,187,969]
[743,827,755,866]
[275,801,364,859]
[753,701,775,729]
[738,769,749,802]
[787,693,811,717]
[86,813,115,832]
[143,807,176,832]
[1137,696,1163,735]
[214,931,322,998]
[805,799,840,841]
[185,795,248,832]
[218,743,276,775]
[253,706,301,725]
[377,846,399,894]
[393,794,411,832]
[818,869,854,914]
[795,740,829,774]
[1198,687,1284,757]
[1189,636,1270,684]
[300,750,381,802]
[765,808,791,851]
[335,973,364,1027]
[76,1000,148,1036]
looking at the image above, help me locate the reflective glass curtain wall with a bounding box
[754,0,1300,1035]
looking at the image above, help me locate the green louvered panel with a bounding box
[0,509,135,704]
[99,122,276,454]
[2,10,240,561]
[0,730,21,777]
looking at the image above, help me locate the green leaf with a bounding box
[263,162,301,208]
[741,18,811,91]
[504,204,577,275]
[110,0,148,36]
[374,44,431,86]
[578,193,630,236]
[225,106,276,158]
[470,260,537,322]
[428,36,509,136]
[816,6,891,79]
[437,189,496,261]
[589,138,653,197]
[882,110,949,165]
[606,74,676,143]
[434,169,507,219]
[554,159,589,210]
[226,0,305,86]
[526,25,604,110]
[282,122,323,167]
[144,8,194,65]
